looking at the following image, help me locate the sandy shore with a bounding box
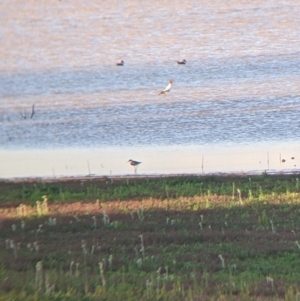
[1,169,300,186]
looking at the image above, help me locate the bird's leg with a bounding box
[30,104,35,119]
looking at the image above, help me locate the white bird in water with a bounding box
[128,159,141,174]
[116,60,124,66]
[158,79,173,95]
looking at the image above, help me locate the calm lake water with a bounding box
[1,0,300,178]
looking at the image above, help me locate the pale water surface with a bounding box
[1,0,300,177]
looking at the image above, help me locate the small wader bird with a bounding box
[116,60,124,66]
[177,59,187,65]
[158,79,173,95]
[128,159,141,174]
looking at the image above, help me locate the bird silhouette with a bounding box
[116,60,124,66]
[128,159,141,174]
[177,59,187,65]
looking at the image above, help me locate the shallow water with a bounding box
[1,0,300,177]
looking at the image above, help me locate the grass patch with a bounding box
[0,174,300,300]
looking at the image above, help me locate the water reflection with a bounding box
[1,0,300,178]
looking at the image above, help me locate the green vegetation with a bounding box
[0,174,300,300]
[1,174,300,205]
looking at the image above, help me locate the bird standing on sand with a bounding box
[128,159,141,174]
[158,79,173,95]
[116,60,124,66]
[177,59,187,65]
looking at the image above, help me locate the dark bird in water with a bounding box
[128,159,141,174]
[177,59,187,65]
[158,79,173,95]
[116,60,125,66]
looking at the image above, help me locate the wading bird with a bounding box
[128,159,141,174]
[177,59,187,65]
[158,79,173,95]
[116,60,124,66]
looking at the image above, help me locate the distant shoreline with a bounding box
[1,169,300,184]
